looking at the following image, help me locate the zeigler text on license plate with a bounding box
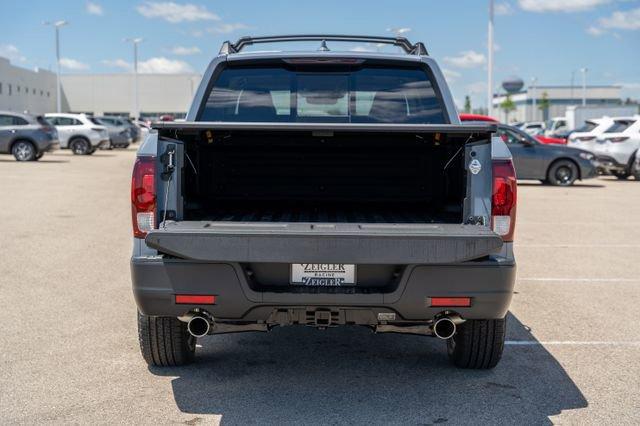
[290,263,356,286]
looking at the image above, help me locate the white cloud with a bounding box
[467,81,487,94]
[586,25,606,36]
[442,68,461,83]
[207,23,249,34]
[519,0,610,12]
[86,2,104,15]
[138,57,193,73]
[136,2,220,23]
[495,3,514,15]
[386,27,412,35]
[169,46,201,55]
[0,44,26,63]
[599,7,640,30]
[101,59,132,70]
[59,58,90,71]
[444,50,486,68]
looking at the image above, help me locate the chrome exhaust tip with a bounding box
[433,317,457,340]
[187,315,211,338]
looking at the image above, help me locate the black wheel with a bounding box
[547,160,578,186]
[447,318,506,369]
[35,152,44,160]
[70,138,91,155]
[137,311,195,367]
[612,170,630,180]
[539,179,549,185]
[633,164,640,181]
[11,140,37,161]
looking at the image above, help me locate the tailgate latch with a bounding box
[160,144,176,181]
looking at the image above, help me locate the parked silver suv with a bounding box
[0,111,59,161]
[45,113,110,155]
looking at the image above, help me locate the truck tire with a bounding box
[137,311,195,367]
[70,137,91,155]
[547,160,578,186]
[446,317,506,369]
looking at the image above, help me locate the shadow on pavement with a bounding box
[517,181,605,188]
[151,313,587,424]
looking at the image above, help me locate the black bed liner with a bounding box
[146,222,502,264]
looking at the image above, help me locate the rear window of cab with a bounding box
[199,65,446,123]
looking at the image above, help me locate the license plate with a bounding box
[290,264,356,286]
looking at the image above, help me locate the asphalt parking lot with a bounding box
[1,148,639,425]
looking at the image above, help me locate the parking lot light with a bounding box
[124,37,144,120]
[43,20,68,113]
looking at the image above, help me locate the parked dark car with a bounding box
[91,116,132,148]
[0,111,59,161]
[461,115,597,186]
[122,117,142,143]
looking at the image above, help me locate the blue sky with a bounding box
[1,0,639,108]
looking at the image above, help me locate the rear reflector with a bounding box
[175,295,216,305]
[430,297,472,307]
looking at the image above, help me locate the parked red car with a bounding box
[459,114,566,144]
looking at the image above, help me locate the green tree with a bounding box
[500,95,516,122]
[538,91,550,113]
[463,95,472,113]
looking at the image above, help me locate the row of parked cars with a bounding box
[508,116,640,182]
[0,110,150,161]
[462,113,640,185]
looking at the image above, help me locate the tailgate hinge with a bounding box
[465,215,487,226]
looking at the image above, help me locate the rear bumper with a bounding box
[131,256,516,321]
[595,155,628,172]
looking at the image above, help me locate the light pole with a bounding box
[580,67,588,107]
[570,70,576,104]
[531,77,537,121]
[124,38,143,119]
[44,20,68,113]
[487,0,494,117]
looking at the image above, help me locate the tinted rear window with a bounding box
[199,65,446,123]
[605,120,635,133]
[575,121,597,132]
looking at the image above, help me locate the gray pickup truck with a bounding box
[131,35,517,369]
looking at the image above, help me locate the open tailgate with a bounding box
[145,222,502,264]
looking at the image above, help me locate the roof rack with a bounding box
[219,35,428,56]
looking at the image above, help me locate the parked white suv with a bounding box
[593,116,640,180]
[45,113,110,155]
[567,117,615,153]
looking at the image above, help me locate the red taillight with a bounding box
[430,297,472,307]
[492,159,517,242]
[175,295,216,305]
[131,156,156,238]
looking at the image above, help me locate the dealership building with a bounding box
[492,85,623,123]
[1,56,201,118]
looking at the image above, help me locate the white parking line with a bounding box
[506,341,640,347]
[516,244,640,248]
[518,278,640,283]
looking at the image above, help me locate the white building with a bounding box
[0,57,57,114]
[60,73,202,119]
[492,85,622,123]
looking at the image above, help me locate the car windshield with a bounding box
[200,64,446,123]
[89,117,103,125]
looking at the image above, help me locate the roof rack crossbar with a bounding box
[219,35,428,55]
